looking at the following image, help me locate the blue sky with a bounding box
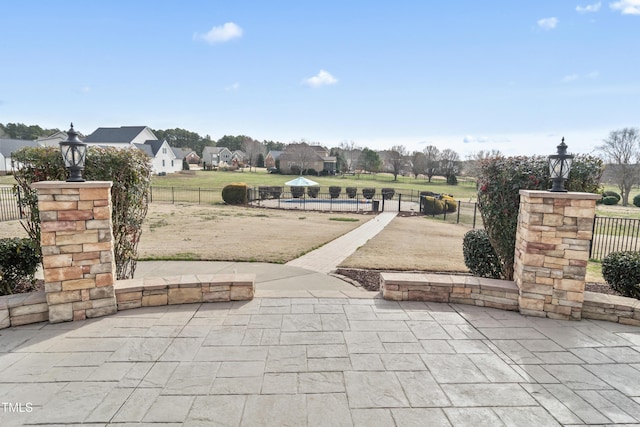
[1,1,639,157]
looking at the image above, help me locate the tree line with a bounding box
[4,122,639,201]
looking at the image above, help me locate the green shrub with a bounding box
[477,155,603,280]
[362,188,376,199]
[441,195,457,213]
[222,183,248,204]
[602,196,619,205]
[422,196,445,214]
[446,174,458,185]
[12,146,151,280]
[291,186,305,198]
[307,186,319,198]
[306,168,317,176]
[381,188,395,200]
[603,191,621,202]
[329,186,341,199]
[462,230,503,279]
[602,251,640,299]
[0,238,41,295]
[346,187,357,198]
[633,194,640,208]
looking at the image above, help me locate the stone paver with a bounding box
[2,297,640,426]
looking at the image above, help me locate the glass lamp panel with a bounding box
[561,158,572,179]
[549,157,562,178]
[61,145,73,167]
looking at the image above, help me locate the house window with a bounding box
[162,148,167,154]
[171,160,174,167]
[162,160,165,167]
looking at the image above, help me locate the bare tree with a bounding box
[387,145,407,181]
[597,128,640,206]
[465,149,502,178]
[242,138,265,172]
[440,148,461,183]
[411,151,426,179]
[288,141,318,175]
[339,140,361,173]
[423,145,440,182]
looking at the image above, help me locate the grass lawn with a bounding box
[152,169,480,201]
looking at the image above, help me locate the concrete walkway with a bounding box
[3,213,640,425]
[2,298,640,426]
[286,211,397,274]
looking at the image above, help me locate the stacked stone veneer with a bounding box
[514,190,601,320]
[115,274,255,310]
[32,181,117,323]
[381,273,519,311]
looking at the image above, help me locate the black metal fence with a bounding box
[0,186,25,222]
[590,215,640,260]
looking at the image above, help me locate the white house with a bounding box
[84,126,184,175]
[202,146,233,167]
[0,138,38,174]
[134,140,183,175]
[36,130,70,148]
[84,126,157,148]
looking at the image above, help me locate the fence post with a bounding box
[398,194,401,211]
[589,215,597,258]
[457,201,461,224]
[171,187,175,204]
[472,202,477,229]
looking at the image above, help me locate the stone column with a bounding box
[32,181,117,323]
[514,190,600,320]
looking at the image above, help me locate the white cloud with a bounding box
[463,135,490,144]
[576,2,602,13]
[225,82,240,91]
[194,22,243,44]
[562,74,580,82]
[562,71,599,82]
[303,70,338,87]
[610,0,640,14]
[537,17,559,30]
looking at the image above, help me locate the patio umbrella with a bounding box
[285,176,319,186]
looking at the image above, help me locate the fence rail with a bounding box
[0,186,25,222]
[590,215,640,260]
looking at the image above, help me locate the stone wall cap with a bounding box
[519,189,601,200]
[584,290,640,309]
[478,278,518,293]
[32,181,113,189]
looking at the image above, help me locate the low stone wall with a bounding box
[115,274,255,310]
[380,273,519,311]
[0,273,255,329]
[0,291,48,328]
[381,272,640,325]
[583,291,640,326]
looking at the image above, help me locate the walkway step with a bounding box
[285,212,397,274]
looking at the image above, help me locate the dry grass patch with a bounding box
[339,216,469,272]
[138,203,371,263]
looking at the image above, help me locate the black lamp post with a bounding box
[59,123,87,182]
[548,137,574,192]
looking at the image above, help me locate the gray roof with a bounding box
[0,138,38,157]
[267,150,283,159]
[84,126,150,144]
[202,146,229,155]
[173,148,195,159]
[133,143,154,157]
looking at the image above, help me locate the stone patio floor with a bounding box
[1,295,640,426]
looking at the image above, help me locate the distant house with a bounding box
[202,146,233,168]
[265,150,282,169]
[36,130,69,147]
[133,140,183,174]
[231,150,246,166]
[174,149,200,165]
[84,126,157,148]
[0,138,38,174]
[85,126,184,174]
[278,143,337,175]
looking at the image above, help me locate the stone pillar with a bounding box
[32,181,117,323]
[514,190,600,320]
